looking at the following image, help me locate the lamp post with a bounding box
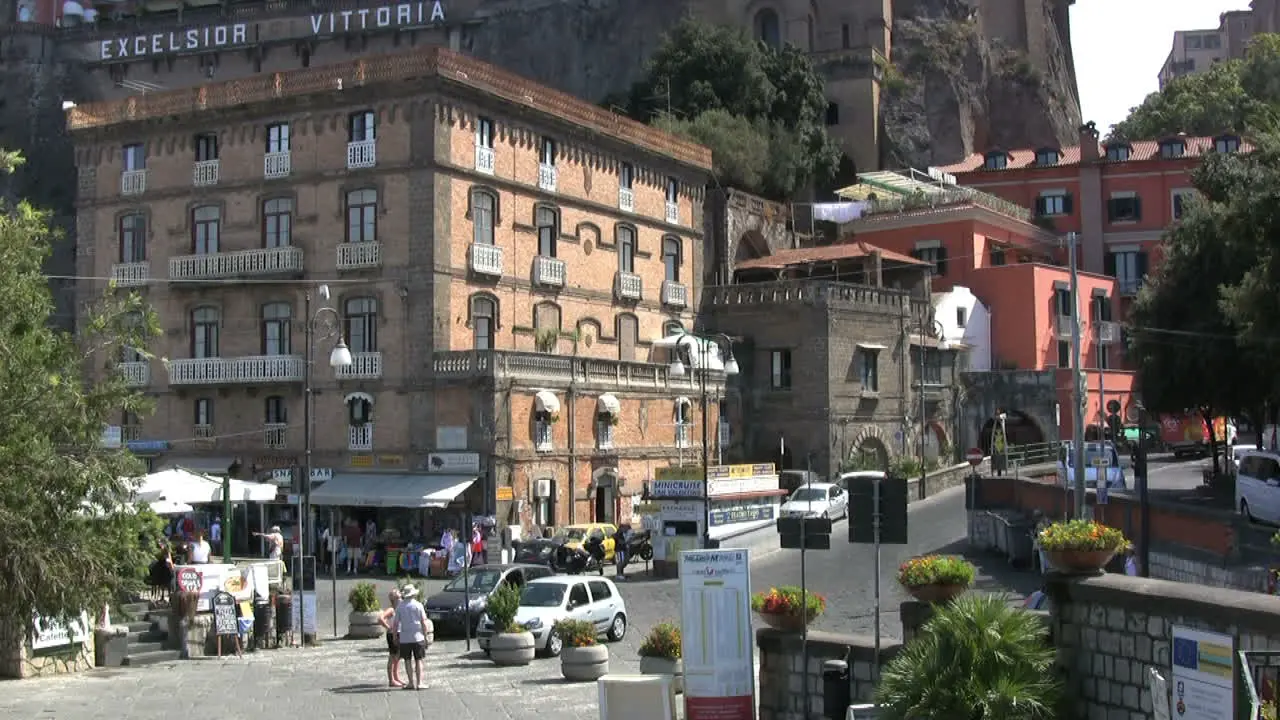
[302,284,354,559]
[668,332,739,550]
[915,319,947,500]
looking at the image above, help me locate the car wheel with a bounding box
[1241,499,1254,521]
[607,613,627,642]
[544,633,563,658]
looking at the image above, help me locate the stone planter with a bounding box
[489,631,536,666]
[561,644,609,681]
[904,583,969,604]
[639,655,684,693]
[346,611,384,640]
[1046,549,1116,575]
[94,626,128,668]
[757,611,817,633]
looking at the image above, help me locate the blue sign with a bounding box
[709,504,775,528]
[127,440,170,454]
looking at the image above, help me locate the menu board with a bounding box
[678,549,755,720]
[211,591,238,636]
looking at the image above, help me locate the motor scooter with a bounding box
[623,530,654,565]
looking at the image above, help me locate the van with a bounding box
[1057,442,1126,490]
[1234,450,1280,524]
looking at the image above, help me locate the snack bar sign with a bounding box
[98,0,446,61]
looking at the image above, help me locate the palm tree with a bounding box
[875,593,1061,720]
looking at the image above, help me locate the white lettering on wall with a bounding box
[99,23,248,61]
[309,0,445,36]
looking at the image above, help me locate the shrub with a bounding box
[348,582,379,613]
[552,619,598,648]
[751,586,826,619]
[638,622,682,659]
[487,581,523,633]
[896,555,976,589]
[1037,519,1130,552]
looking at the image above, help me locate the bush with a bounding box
[638,622,682,659]
[552,619,598,648]
[347,582,379,613]
[751,586,826,619]
[896,555,976,589]
[1037,519,1129,552]
[487,581,523,633]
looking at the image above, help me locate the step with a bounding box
[126,621,152,635]
[126,640,166,655]
[127,630,167,645]
[119,602,151,617]
[123,649,181,667]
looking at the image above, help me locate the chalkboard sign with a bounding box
[212,591,238,636]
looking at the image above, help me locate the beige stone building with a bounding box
[69,46,720,538]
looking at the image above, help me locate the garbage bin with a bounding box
[386,547,402,575]
[823,659,850,720]
[253,602,273,649]
[274,594,293,636]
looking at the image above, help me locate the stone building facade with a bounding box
[68,46,717,532]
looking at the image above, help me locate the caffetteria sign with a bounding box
[97,0,446,61]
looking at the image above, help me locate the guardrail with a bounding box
[1237,650,1280,720]
[1006,441,1061,466]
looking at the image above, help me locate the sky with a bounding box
[1072,0,1250,134]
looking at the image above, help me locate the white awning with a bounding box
[310,474,478,509]
[675,396,692,407]
[535,390,561,414]
[158,456,237,476]
[597,393,621,415]
[132,468,277,504]
[856,343,888,350]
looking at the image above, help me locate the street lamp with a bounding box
[915,319,947,500]
[302,284,353,559]
[667,332,738,550]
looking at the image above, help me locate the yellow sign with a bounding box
[706,463,776,480]
[349,454,375,468]
[634,502,661,515]
[655,466,703,481]
[379,455,404,466]
[495,486,514,501]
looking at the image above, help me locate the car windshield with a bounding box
[555,528,588,541]
[521,583,566,608]
[1063,446,1118,467]
[790,487,828,503]
[445,569,503,593]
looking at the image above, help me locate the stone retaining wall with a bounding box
[0,619,95,679]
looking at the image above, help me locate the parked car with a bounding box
[1056,442,1126,489]
[424,563,554,635]
[552,523,618,562]
[779,482,848,520]
[780,469,820,493]
[476,575,628,657]
[1235,450,1280,524]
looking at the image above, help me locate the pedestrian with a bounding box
[343,519,363,574]
[209,516,222,558]
[612,526,628,580]
[377,590,404,687]
[189,530,212,564]
[254,525,285,561]
[471,524,485,566]
[393,585,430,690]
[323,524,341,575]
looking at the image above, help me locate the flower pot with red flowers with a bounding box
[1038,519,1130,575]
[896,555,976,603]
[751,586,825,632]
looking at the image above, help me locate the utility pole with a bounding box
[1068,232,1088,518]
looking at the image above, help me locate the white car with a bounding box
[779,482,847,520]
[1235,450,1280,524]
[476,575,628,657]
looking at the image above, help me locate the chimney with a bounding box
[1078,121,1101,162]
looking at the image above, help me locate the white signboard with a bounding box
[436,426,468,450]
[659,500,704,521]
[426,452,480,474]
[292,592,318,635]
[174,564,252,612]
[678,549,755,720]
[30,612,91,650]
[1171,626,1235,720]
[707,474,778,497]
[1150,667,1172,720]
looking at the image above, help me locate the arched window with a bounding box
[663,321,683,337]
[192,205,220,254]
[471,189,497,245]
[262,197,293,247]
[534,302,562,333]
[616,313,638,362]
[755,8,781,47]
[471,294,497,350]
[347,394,374,425]
[344,297,378,354]
[191,306,219,358]
[662,236,682,282]
[674,398,692,448]
[261,302,292,355]
[616,225,636,273]
[536,204,559,258]
[346,189,377,243]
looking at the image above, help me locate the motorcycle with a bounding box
[623,530,654,565]
[553,541,604,575]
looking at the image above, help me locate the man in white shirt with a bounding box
[189,531,212,564]
[209,518,222,558]
[254,525,285,561]
[393,585,431,690]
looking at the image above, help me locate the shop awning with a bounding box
[535,390,561,414]
[133,468,277,504]
[309,473,478,509]
[597,393,621,415]
[158,456,237,476]
[856,343,888,350]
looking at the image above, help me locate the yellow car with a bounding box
[554,523,618,562]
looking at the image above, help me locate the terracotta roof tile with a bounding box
[735,239,928,271]
[936,135,1253,174]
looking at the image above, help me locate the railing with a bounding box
[194,424,215,439]
[335,351,383,380]
[110,262,149,288]
[192,160,220,187]
[122,425,142,442]
[538,163,557,192]
[264,423,288,449]
[704,280,919,313]
[349,423,374,451]
[534,422,553,451]
[662,281,688,307]
[596,422,615,450]
[1096,320,1121,345]
[120,170,147,196]
[619,187,635,212]
[169,246,304,280]
[718,423,731,448]
[859,187,1034,223]
[475,146,495,175]
[347,140,376,169]
[676,424,691,449]
[167,355,306,385]
[118,361,150,387]
[1005,441,1061,466]
[533,256,566,287]
[469,243,504,276]
[615,271,642,301]
[1053,313,1074,339]
[665,201,679,225]
[433,350,715,392]
[1118,277,1142,297]
[264,152,291,179]
[336,241,381,270]
[1238,650,1280,720]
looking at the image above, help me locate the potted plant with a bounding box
[875,593,1061,720]
[896,555,976,603]
[1037,519,1130,574]
[346,582,384,639]
[638,621,683,693]
[485,581,534,666]
[750,586,826,632]
[554,619,609,681]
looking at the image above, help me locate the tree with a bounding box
[0,151,163,627]
[619,19,841,199]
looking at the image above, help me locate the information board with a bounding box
[1171,626,1235,720]
[678,549,754,720]
[291,592,318,635]
[211,591,238,636]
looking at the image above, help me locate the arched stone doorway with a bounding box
[922,422,948,463]
[979,411,1046,452]
[848,425,891,471]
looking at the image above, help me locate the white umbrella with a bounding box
[132,467,276,505]
[148,498,195,515]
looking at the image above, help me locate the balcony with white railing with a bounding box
[337,242,382,270]
[335,351,383,380]
[614,271,642,301]
[169,246,304,281]
[111,262,149,288]
[533,255,566,287]
[675,423,691,449]
[264,152,291,179]
[469,243,504,276]
[118,361,149,387]
[596,422,614,451]
[1096,320,1121,345]
[349,423,374,452]
[619,187,635,212]
[192,160,220,187]
[475,146,495,174]
[264,423,288,449]
[1053,314,1074,340]
[662,281,688,308]
[665,201,679,225]
[538,163,557,192]
[534,421,552,452]
[120,170,147,196]
[347,140,377,170]
[167,355,306,385]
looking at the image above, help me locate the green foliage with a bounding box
[638,621,682,659]
[875,593,1061,720]
[895,555,976,588]
[534,328,558,353]
[487,581,523,634]
[0,150,162,627]
[348,582,379,612]
[751,586,826,619]
[621,19,840,199]
[841,450,885,473]
[552,618,598,648]
[1037,520,1129,552]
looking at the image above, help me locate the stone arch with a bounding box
[736,229,769,265]
[979,410,1047,453]
[922,421,948,463]
[850,425,891,470]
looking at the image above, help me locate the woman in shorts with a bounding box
[377,589,403,687]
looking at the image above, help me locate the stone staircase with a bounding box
[118,600,180,666]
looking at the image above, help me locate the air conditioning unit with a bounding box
[534,478,552,498]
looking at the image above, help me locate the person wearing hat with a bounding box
[253,525,285,561]
[393,584,430,690]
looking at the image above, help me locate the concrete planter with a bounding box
[638,655,683,693]
[489,631,535,666]
[561,644,609,681]
[93,626,128,668]
[347,611,384,640]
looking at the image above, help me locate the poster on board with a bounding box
[1170,626,1235,720]
[678,549,754,720]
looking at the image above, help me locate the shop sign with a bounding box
[655,466,703,482]
[708,473,780,498]
[349,454,375,468]
[426,452,480,474]
[659,501,704,521]
[101,425,122,449]
[634,502,662,515]
[174,564,252,612]
[706,463,775,480]
[495,486,514,501]
[30,612,90,650]
[269,468,332,486]
[709,504,775,527]
[651,479,704,498]
[255,456,298,469]
[127,440,169,454]
[379,455,405,466]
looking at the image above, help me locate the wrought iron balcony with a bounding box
[1095,320,1121,345]
[1053,313,1075,340]
[111,262,149,288]
[335,351,383,380]
[264,152,291,179]
[347,140,376,170]
[533,255,566,287]
[662,281,688,308]
[665,201,679,224]
[469,243,503,276]
[167,355,305,385]
[534,421,553,452]
[614,271,642,301]
[336,242,381,270]
[192,160,219,187]
[475,146,495,175]
[169,246,304,281]
[349,423,374,451]
[120,170,147,196]
[118,361,149,387]
[538,163,557,192]
[618,187,635,212]
[264,423,288,449]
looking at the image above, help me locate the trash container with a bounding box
[253,602,273,649]
[386,547,402,575]
[823,659,850,720]
[274,594,293,636]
